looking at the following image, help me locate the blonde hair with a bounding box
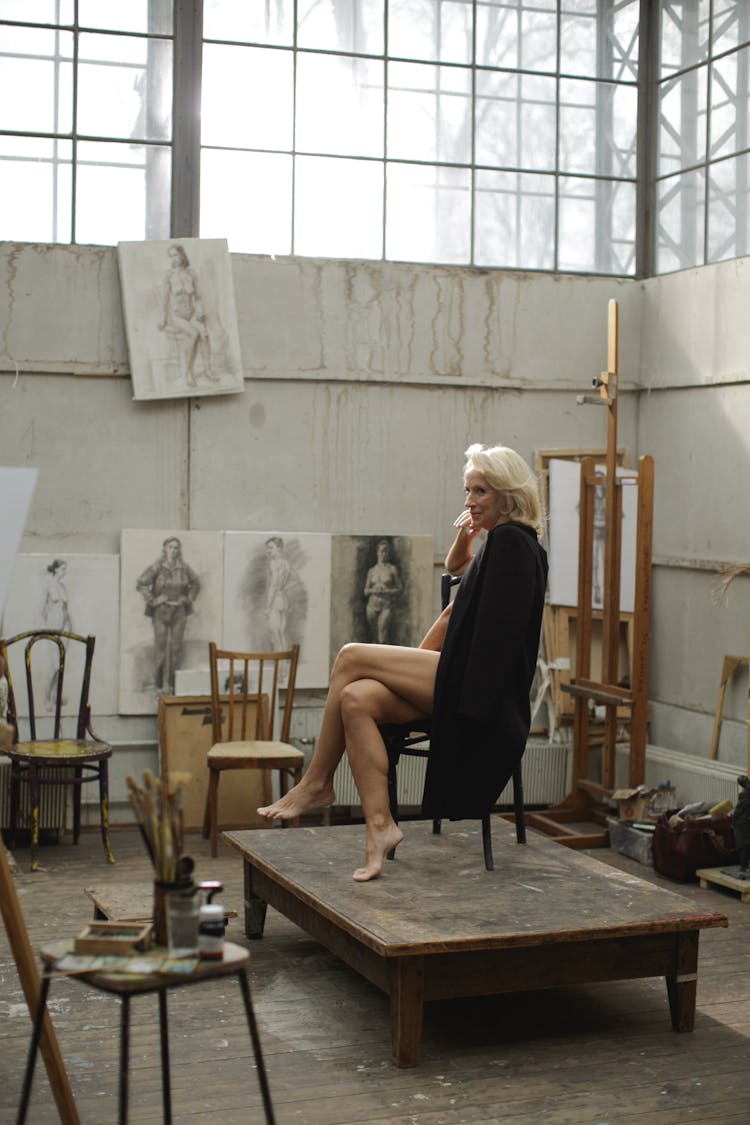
[464,443,544,537]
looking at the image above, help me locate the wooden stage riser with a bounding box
[243,862,700,1037]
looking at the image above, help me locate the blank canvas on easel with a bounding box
[548,457,637,612]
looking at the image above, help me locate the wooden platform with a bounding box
[697,866,750,903]
[224,818,727,1067]
[84,882,238,923]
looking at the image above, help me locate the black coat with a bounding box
[422,521,548,820]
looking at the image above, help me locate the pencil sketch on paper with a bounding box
[118,238,244,401]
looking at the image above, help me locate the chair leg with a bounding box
[99,760,115,864]
[72,764,83,844]
[512,764,526,845]
[481,815,495,871]
[9,760,20,850]
[386,746,399,860]
[29,763,41,873]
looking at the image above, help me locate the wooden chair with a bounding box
[0,629,114,872]
[202,642,303,857]
[383,574,526,871]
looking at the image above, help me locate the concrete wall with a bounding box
[638,259,750,766]
[1,242,747,816]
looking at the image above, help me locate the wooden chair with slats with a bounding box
[202,642,303,856]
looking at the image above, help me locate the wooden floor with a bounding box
[1,819,749,1124]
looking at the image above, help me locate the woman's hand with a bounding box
[453,508,480,537]
[445,509,478,575]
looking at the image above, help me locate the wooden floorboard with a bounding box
[1,820,749,1123]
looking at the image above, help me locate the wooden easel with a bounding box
[0,840,80,1122]
[527,300,655,848]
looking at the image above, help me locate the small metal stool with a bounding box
[18,940,275,1125]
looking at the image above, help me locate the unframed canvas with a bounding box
[548,458,637,612]
[223,532,332,688]
[117,238,244,401]
[119,530,223,714]
[329,535,434,668]
[3,554,120,718]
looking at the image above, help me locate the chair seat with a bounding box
[207,740,304,770]
[6,739,112,764]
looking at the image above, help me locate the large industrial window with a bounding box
[657,1,750,271]
[0,1,173,245]
[1,2,748,278]
[199,0,640,275]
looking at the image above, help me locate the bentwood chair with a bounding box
[382,574,526,872]
[0,629,114,872]
[202,643,303,856]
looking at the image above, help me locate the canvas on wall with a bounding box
[548,458,637,612]
[223,532,332,689]
[329,535,434,666]
[117,238,244,401]
[119,530,223,714]
[2,554,119,718]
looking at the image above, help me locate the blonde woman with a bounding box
[259,444,548,883]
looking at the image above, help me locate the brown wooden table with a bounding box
[224,819,728,1067]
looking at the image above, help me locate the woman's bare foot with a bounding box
[257,778,335,821]
[353,821,404,882]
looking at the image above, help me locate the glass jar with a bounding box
[198,903,225,960]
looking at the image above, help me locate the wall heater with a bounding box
[332,738,570,810]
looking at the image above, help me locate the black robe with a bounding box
[422,521,548,820]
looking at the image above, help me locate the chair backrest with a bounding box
[440,572,461,611]
[208,642,300,745]
[0,630,96,742]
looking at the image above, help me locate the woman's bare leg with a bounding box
[339,678,414,881]
[257,643,438,822]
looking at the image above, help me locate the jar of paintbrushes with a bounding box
[127,769,194,950]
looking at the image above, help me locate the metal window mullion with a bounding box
[554,0,561,273]
[71,0,79,244]
[171,0,202,238]
[636,0,659,278]
[291,0,299,256]
[383,0,389,261]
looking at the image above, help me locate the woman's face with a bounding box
[463,469,507,531]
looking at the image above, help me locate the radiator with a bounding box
[332,738,570,810]
[0,758,70,831]
[615,744,743,807]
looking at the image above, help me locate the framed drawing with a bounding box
[3,553,119,718]
[329,535,434,667]
[119,530,223,714]
[117,238,244,401]
[223,531,332,688]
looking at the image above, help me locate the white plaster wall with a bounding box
[638,262,750,765]
[2,241,747,812]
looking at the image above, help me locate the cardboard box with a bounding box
[607,816,654,866]
[611,786,657,822]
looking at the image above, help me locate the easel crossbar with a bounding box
[562,678,633,707]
